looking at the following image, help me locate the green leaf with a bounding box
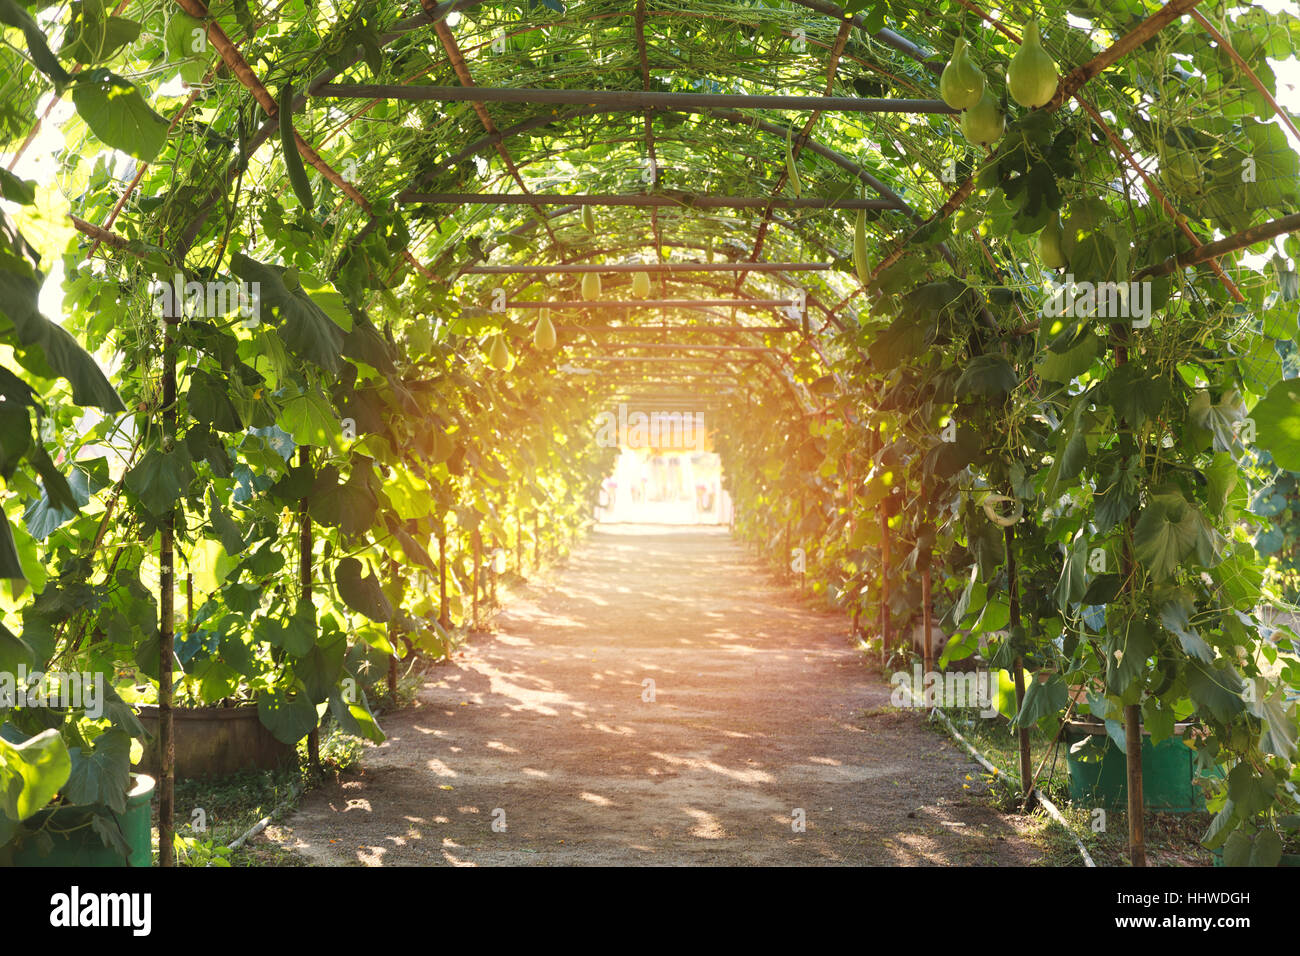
[1104,616,1156,697]
[70,71,169,162]
[1013,672,1068,727]
[329,690,385,743]
[124,444,193,518]
[230,254,345,374]
[1251,828,1284,867]
[1251,378,1300,470]
[0,728,71,821]
[279,385,337,448]
[1106,362,1167,429]
[187,368,244,433]
[257,681,318,745]
[295,629,345,704]
[63,729,130,815]
[0,0,70,82]
[1159,595,1214,663]
[0,510,25,580]
[1187,659,1245,723]
[1037,329,1100,383]
[1053,535,1088,612]
[1133,492,1219,580]
[0,251,124,413]
[308,464,378,537]
[206,491,246,555]
[0,168,35,205]
[955,353,1017,397]
[334,557,393,623]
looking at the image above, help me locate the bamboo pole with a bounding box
[408,192,895,210]
[312,83,957,114]
[465,262,832,274]
[438,519,449,628]
[157,320,176,868]
[299,446,319,773]
[1005,523,1033,806]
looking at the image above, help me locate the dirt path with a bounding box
[267,525,1044,865]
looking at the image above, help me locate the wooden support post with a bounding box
[921,481,934,676]
[157,324,176,867]
[1005,523,1033,806]
[438,519,449,628]
[879,505,891,669]
[299,446,319,773]
[472,528,481,631]
[1126,703,1146,865]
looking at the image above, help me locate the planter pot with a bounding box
[11,773,154,867]
[136,703,296,780]
[1063,720,1214,813]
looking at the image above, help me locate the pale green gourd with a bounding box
[1007,20,1058,109]
[960,83,1004,146]
[940,37,985,111]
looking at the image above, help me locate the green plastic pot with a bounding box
[10,773,155,867]
[1063,721,1212,813]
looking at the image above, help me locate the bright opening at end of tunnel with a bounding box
[593,406,732,525]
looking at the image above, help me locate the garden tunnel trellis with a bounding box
[0,0,1297,871]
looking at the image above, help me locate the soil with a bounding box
[264,525,1045,866]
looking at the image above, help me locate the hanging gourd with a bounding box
[1007,20,1058,109]
[488,333,511,370]
[853,208,870,286]
[786,126,802,198]
[1038,211,1067,270]
[582,205,596,232]
[960,83,1004,147]
[534,309,557,350]
[940,37,985,111]
[631,271,652,299]
[581,272,602,301]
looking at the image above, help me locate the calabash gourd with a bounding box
[582,205,596,232]
[853,208,870,286]
[960,84,1004,147]
[534,309,556,350]
[488,333,510,370]
[582,272,602,301]
[786,126,802,198]
[631,271,652,299]
[1007,21,1058,109]
[940,37,985,111]
[1038,211,1067,270]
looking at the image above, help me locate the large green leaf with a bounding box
[295,629,345,703]
[63,729,130,815]
[124,444,194,517]
[257,681,318,745]
[329,689,385,743]
[70,71,168,161]
[0,250,124,413]
[334,557,393,622]
[0,728,71,821]
[955,354,1016,397]
[0,0,70,81]
[1251,378,1300,470]
[229,255,345,374]
[1133,492,1219,580]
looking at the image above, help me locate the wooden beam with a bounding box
[512,298,794,309]
[557,324,793,334]
[313,83,956,114]
[588,343,776,353]
[465,261,831,274]
[410,192,894,210]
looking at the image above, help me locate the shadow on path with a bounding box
[268,525,1044,866]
